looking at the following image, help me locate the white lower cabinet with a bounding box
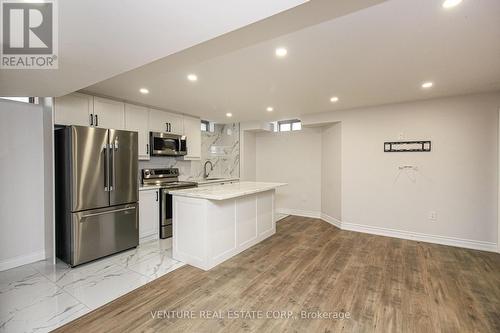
[139,189,159,243]
[172,190,276,271]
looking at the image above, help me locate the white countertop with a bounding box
[139,178,239,191]
[139,185,161,191]
[170,181,286,200]
[194,177,239,186]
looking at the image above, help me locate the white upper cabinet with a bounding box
[148,108,183,135]
[54,93,93,126]
[93,97,125,130]
[167,113,184,135]
[124,103,150,160]
[148,108,169,133]
[182,116,201,160]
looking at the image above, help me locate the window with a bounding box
[0,97,32,103]
[276,119,301,132]
[280,122,291,132]
[201,120,210,132]
[291,121,302,131]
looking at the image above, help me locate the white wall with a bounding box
[241,131,256,181]
[0,99,46,270]
[255,128,322,215]
[321,122,342,220]
[41,97,55,263]
[303,92,500,248]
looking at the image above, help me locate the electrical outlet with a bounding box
[428,211,437,222]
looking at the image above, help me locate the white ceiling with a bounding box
[0,0,309,96]
[83,0,500,123]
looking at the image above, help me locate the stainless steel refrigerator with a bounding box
[55,125,139,266]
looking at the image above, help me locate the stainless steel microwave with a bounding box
[150,132,187,156]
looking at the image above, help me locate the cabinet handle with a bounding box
[90,114,94,126]
[168,123,171,132]
[95,114,98,127]
[156,191,158,201]
[146,143,149,154]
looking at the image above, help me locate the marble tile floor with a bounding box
[0,239,185,333]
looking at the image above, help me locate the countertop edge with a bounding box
[170,183,286,200]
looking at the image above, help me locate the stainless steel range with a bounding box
[141,168,197,239]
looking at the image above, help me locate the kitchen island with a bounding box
[170,182,286,270]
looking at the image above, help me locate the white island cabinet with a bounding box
[170,182,286,270]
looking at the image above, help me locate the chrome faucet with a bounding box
[203,160,213,179]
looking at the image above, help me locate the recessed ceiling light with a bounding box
[187,74,198,82]
[330,96,339,103]
[139,88,149,94]
[226,113,232,117]
[266,107,274,112]
[421,81,434,89]
[442,0,462,9]
[275,47,287,57]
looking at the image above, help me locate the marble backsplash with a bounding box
[138,123,240,182]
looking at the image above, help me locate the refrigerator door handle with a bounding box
[104,144,109,192]
[109,143,115,191]
[110,140,118,191]
[81,206,136,219]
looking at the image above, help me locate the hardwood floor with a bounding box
[55,216,500,333]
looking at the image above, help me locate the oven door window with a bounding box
[153,137,178,153]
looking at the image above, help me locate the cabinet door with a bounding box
[125,104,150,160]
[148,108,183,134]
[182,116,201,160]
[148,108,169,133]
[139,189,159,241]
[166,113,183,135]
[93,97,125,129]
[54,93,93,126]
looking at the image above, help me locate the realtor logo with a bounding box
[1,0,58,69]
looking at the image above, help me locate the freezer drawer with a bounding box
[71,203,138,266]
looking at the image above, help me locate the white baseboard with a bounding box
[279,208,498,253]
[139,233,160,244]
[320,213,342,229]
[341,221,497,253]
[276,208,321,219]
[275,213,289,222]
[0,250,46,272]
